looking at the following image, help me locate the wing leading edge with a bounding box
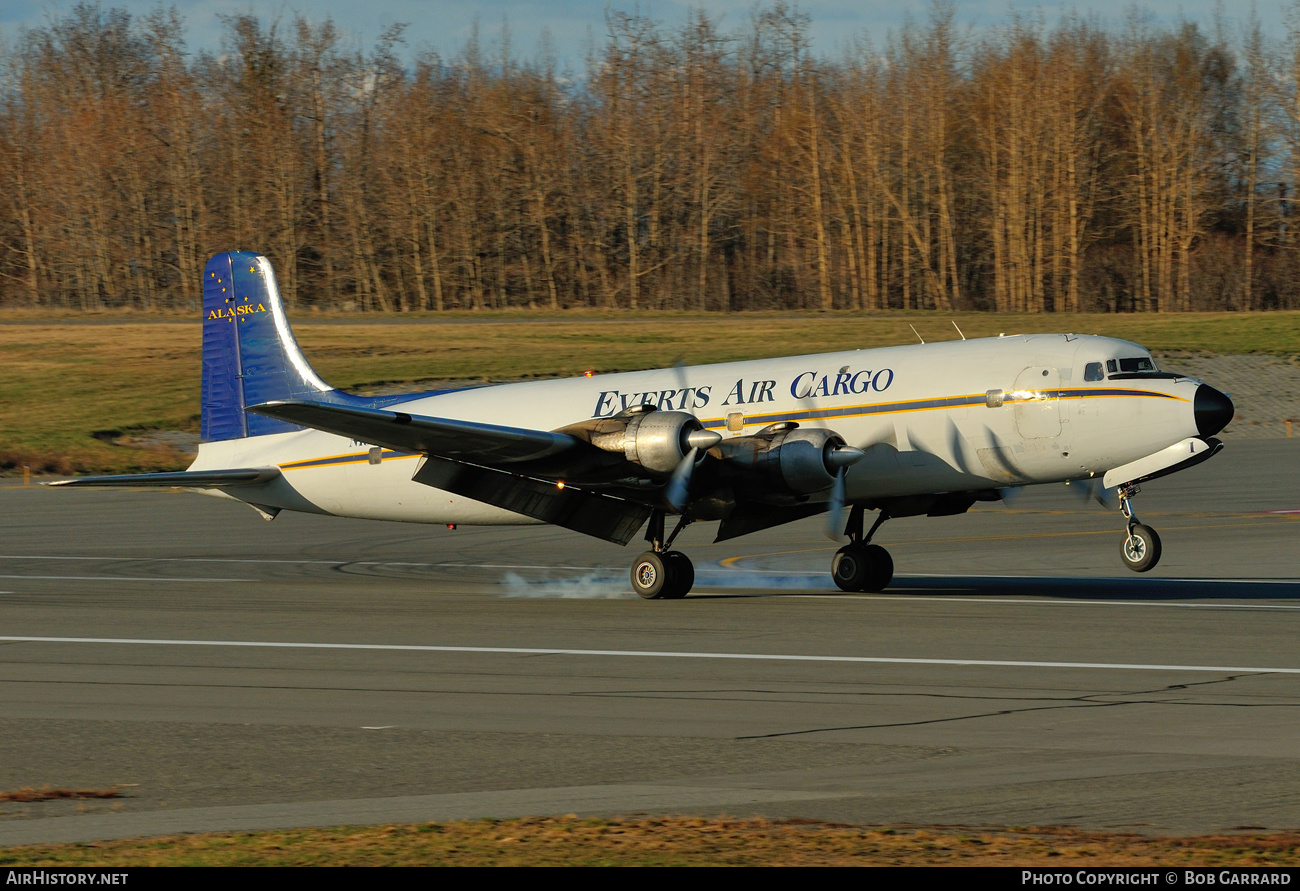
[247,399,579,464]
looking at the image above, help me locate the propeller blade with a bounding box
[665,447,699,513]
[825,467,847,540]
[997,486,1023,507]
[1089,479,1120,511]
[1064,479,1119,510]
[671,356,690,396]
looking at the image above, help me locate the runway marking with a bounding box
[0,574,251,583]
[2,635,1299,675]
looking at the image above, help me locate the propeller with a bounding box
[783,362,878,540]
[824,443,867,539]
[659,356,721,513]
[664,427,722,512]
[1066,477,1119,511]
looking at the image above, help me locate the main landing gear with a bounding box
[831,505,894,593]
[1117,484,1162,573]
[631,510,695,599]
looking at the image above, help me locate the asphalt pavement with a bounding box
[1,439,1298,844]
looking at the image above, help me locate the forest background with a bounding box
[4,1,1300,315]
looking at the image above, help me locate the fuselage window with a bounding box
[1084,362,1104,382]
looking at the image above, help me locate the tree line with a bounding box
[3,2,1300,313]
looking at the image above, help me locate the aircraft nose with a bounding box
[1194,384,1234,437]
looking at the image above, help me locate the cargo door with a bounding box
[1013,365,1062,439]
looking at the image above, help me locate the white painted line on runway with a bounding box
[2,635,1298,675]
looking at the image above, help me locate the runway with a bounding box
[1,440,1298,845]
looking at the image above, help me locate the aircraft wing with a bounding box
[247,400,580,465]
[249,399,653,544]
[47,468,281,488]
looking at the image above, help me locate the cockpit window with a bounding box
[1105,355,1176,380]
[1084,362,1104,382]
[1107,357,1157,374]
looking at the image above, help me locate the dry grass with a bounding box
[0,787,122,803]
[2,816,1298,866]
[2,311,1298,475]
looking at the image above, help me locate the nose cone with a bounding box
[1194,384,1234,438]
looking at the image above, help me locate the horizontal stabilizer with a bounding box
[47,468,280,489]
[247,400,580,465]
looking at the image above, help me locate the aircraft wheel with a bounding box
[1120,524,1162,573]
[662,551,694,599]
[860,544,894,593]
[831,544,869,592]
[631,551,669,599]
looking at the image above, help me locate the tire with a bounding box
[1120,524,1162,573]
[661,551,694,599]
[861,544,894,592]
[631,551,668,599]
[831,544,868,592]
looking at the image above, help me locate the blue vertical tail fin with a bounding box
[201,252,334,442]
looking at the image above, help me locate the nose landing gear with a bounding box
[831,505,894,593]
[1117,484,1162,572]
[631,510,695,599]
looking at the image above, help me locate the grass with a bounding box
[2,310,1299,475]
[1,816,1298,866]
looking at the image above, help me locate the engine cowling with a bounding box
[718,424,860,495]
[766,427,849,494]
[590,409,715,476]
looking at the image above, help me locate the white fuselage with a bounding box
[190,334,1204,526]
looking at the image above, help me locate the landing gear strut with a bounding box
[631,510,695,599]
[831,505,893,593]
[1117,484,1162,573]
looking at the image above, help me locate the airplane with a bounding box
[51,251,1235,599]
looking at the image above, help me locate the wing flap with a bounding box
[46,468,280,488]
[714,503,827,542]
[412,456,651,545]
[248,400,579,465]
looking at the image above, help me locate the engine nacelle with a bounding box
[719,424,852,495]
[590,409,712,476]
[768,427,848,494]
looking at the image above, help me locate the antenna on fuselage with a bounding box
[952,321,966,340]
[909,324,925,344]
